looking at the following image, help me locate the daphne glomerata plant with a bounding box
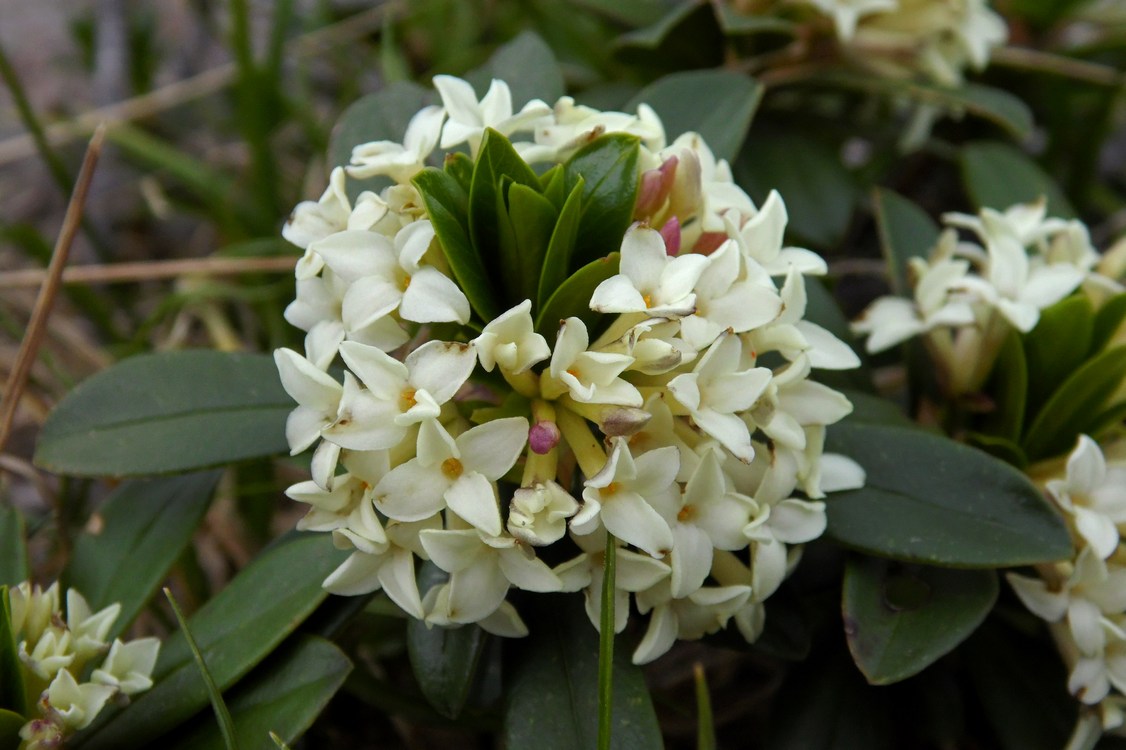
[275,74,865,664]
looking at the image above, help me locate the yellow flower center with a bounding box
[441,458,464,479]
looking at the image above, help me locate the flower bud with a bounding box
[529,421,561,454]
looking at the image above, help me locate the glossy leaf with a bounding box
[0,589,26,717]
[871,188,940,296]
[444,152,474,192]
[1021,345,1126,461]
[66,472,220,639]
[35,352,291,477]
[981,329,1027,442]
[467,30,564,111]
[413,167,499,322]
[76,535,347,750]
[535,253,620,336]
[824,423,1072,567]
[0,509,27,588]
[735,131,857,249]
[767,650,892,750]
[0,709,22,750]
[469,129,543,301]
[843,557,997,685]
[838,390,914,429]
[966,433,1028,470]
[504,182,560,304]
[538,179,584,309]
[563,134,641,267]
[715,4,796,35]
[1092,292,1126,354]
[407,563,488,719]
[160,636,350,750]
[960,141,1076,218]
[1023,294,1094,414]
[503,596,662,750]
[625,70,763,163]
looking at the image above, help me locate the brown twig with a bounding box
[0,126,105,457]
[0,255,298,290]
[991,46,1125,89]
[0,4,396,167]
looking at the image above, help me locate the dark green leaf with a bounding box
[535,253,620,336]
[810,74,1033,139]
[964,620,1077,750]
[735,131,857,249]
[1021,345,1126,461]
[159,636,350,750]
[35,351,291,477]
[468,130,542,305]
[825,423,1072,567]
[407,563,488,719]
[981,329,1028,442]
[839,390,915,429]
[0,509,27,587]
[504,183,559,304]
[614,1,725,71]
[467,30,564,110]
[1023,294,1094,414]
[503,596,662,750]
[66,472,219,639]
[843,557,997,685]
[76,535,347,750]
[767,650,892,750]
[568,0,675,26]
[0,589,26,717]
[965,433,1028,470]
[0,708,22,750]
[715,4,796,35]
[871,188,940,296]
[960,141,1077,218]
[413,167,499,321]
[1092,293,1126,354]
[538,180,584,309]
[444,152,474,193]
[563,134,641,267]
[625,70,763,163]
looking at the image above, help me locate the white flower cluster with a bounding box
[797,0,1008,86]
[853,199,1121,394]
[1006,436,1126,734]
[8,582,159,750]
[276,75,864,664]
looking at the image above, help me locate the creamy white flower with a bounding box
[1048,435,1126,560]
[349,104,445,183]
[324,340,475,451]
[433,75,552,155]
[662,132,755,234]
[555,529,671,633]
[90,637,160,695]
[421,528,561,625]
[274,347,344,454]
[283,166,351,249]
[572,438,677,557]
[545,317,642,406]
[473,299,550,374]
[668,332,772,463]
[633,580,751,664]
[66,589,119,664]
[374,418,527,536]
[44,669,116,731]
[589,224,708,317]
[731,191,827,277]
[519,97,665,163]
[508,480,579,546]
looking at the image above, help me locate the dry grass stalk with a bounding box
[0,255,297,289]
[0,126,106,457]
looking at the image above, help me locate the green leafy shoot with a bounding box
[164,588,239,750]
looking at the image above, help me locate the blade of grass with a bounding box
[269,732,292,749]
[597,534,617,750]
[694,664,716,750]
[0,127,105,457]
[164,587,240,750]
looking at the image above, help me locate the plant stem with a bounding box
[597,533,617,750]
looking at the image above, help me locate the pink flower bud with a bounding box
[529,421,561,454]
[633,156,679,220]
[659,216,681,256]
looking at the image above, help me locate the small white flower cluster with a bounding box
[1006,436,1126,734]
[797,0,1009,86]
[853,199,1121,394]
[276,76,864,664]
[7,582,159,750]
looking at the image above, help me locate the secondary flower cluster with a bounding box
[853,199,1123,395]
[730,0,1008,86]
[276,75,864,663]
[1007,436,1126,737]
[8,582,159,750]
